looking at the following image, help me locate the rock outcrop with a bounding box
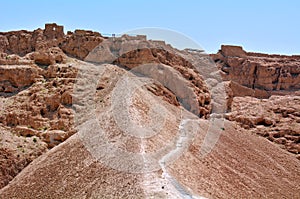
[0,65,40,94]
[0,23,104,59]
[0,62,78,139]
[0,24,299,197]
[226,95,300,156]
[27,47,66,66]
[212,45,300,96]
[61,30,104,59]
[0,126,47,189]
[0,23,104,95]
[85,36,213,118]
[0,59,81,189]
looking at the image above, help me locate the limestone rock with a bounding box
[227,95,300,154]
[220,45,247,58]
[61,90,73,105]
[28,47,66,66]
[0,35,9,52]
[13,126,39,137]
[212,45,300,94]
[0,25,299,197]
[0,126,47,189]
[0,65,40,94]
[86,36,212,117]
[61,29,104,59]
[41,130,69,148]
[0,23,104,60]
[0,61,78,140]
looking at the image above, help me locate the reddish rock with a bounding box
[0,35,9,52]
[61,90,73,105]
[227,95,300,154]
[0,65,40,93]
[61,29,104,59]
[0,25,299,197]
[27,47,66,66]
[0,23,104,60]
[220,45,247,58]
[43,23,64,40]
[211,45,300,93]
[41,130,69,148]
[13,126,39,137]
[0,126,47,189]
[87,36,211,118]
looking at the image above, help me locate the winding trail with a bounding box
[141,116,208,198]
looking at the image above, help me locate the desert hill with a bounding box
[0,23,299,198]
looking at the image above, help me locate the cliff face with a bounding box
[211,45,300,97]
[211,45,300,157]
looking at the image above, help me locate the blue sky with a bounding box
[1,0,299,54]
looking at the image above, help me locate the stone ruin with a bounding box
[44,23,64,40]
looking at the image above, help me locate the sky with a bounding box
[0,0,299,54]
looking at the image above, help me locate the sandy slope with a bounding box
[0,118,299,198]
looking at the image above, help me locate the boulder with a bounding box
[41,130,69,148]
[28,47,66,66]
[0,65,40,93]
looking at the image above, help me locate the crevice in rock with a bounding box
[252,65,258,89]
[256,119,272,127]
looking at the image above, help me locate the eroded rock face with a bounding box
[226,95,300,155]
[0,23,104,97]
[0,62,78,144]
[0,24,299,197]
[86,36,212,118]
[61,30,104,59]
[118,53,211,117]
[0,65,40,94]
[0,148,29,189]
[212,45,300,93]
[0,126,47,189]
[0,23,104,59]
[27,47,66,66]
